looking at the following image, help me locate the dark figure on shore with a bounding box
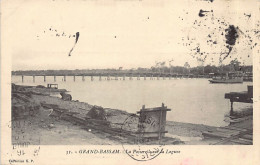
[60,92,72,101]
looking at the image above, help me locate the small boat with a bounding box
[209,72,243,84]
[209,78,243,83]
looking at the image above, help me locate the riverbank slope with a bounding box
[12,84,252,145]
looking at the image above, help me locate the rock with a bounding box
[36,85,45,88]
[60,92,72,101]
[86,105,107,120]
[48,124,55,128]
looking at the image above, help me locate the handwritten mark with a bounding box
[68,32,80,56]
[198,9,211,17]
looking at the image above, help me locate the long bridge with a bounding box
[12,73,208,83]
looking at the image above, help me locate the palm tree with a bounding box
[184,62,191,74]
[229,58,241,71]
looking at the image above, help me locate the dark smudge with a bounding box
[244,13,251,19]
[225,25,239,46]
[199,9,210,17]
[68,32,80,56]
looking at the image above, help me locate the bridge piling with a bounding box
[54,76,56,82]
[33,76,35,83]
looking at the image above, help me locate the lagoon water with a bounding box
[12,76,253,127]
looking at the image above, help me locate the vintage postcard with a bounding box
[1,0,260,164]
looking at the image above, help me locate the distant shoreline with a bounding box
[11,64,253,78]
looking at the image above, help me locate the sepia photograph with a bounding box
[9,0,256,145]
[1,0,260,164]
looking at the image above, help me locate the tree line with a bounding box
[12,60,252,76]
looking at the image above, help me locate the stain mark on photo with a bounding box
[68,32,80,56]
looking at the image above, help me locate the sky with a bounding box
[2,0,258,70]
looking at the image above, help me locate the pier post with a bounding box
[33,76,35,83]
[22,75,24,83]
[64,76,66,82]
[91,76,94,81]
[137,75,140,80]
[54,76,56,82]
[107,75,110,81]
[230,99,234,115]
[144,75,146,80]
[73,76,76,82]
[150,75,153,80]
[99,75,102,81]
[123,76,125,80]
[157,76,159,80]
[115,76,118,80]
[158,103,164,141]
[44,76,46,82]
[82,76,85,81]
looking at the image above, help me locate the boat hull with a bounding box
[209,79,243,84]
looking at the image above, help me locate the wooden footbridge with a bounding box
[202,85,253,145]
[14,73,207,83]
[225,85,253,113]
